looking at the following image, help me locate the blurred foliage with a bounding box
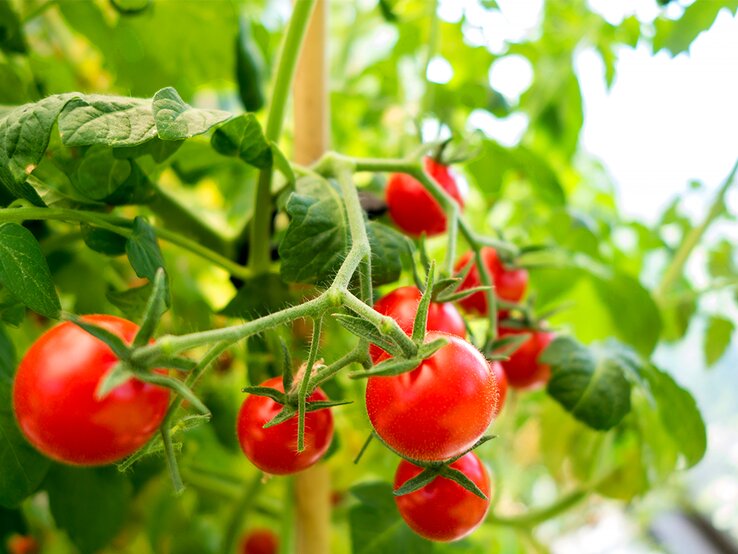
[0,0,736,553]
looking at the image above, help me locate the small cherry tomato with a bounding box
[13,315,170,466]
[386,157,463,237]
[499,327,555,389]
[236,376,333,475]
[394,452,491,542]
[489,360,507,416]
[7,535,39,554]
[455,247,528,315]
[365,333,497,461]
[240,528,278,554]
[369,285,466,363]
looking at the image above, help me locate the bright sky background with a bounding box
[438,0,738,222]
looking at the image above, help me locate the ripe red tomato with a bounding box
[12,315,170,466]
[499,327,555,389]
[365,332,496,461]
[7,535,39,554]
[236,376,333,475]
[489,361,507,416]
[394,452,491,542]
[240,528,278,554]
[386,157,464,237]
[369,286,466,363]
[455,247,528,315]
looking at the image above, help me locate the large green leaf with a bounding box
[45,465,133,554]
[210,113,271,169]
[152,87,232,141]
[542,337,634,430]
[0,94,75,205]
[349,482,433,554]
[279,176,349,285]
[0,223,61,319]
[654,1,738,55]
[0,325,52,508]
[58,95,156,147]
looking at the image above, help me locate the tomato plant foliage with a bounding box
[0,0,732,552]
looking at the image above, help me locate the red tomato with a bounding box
[236,376,333,475]
[489,361,507,416]
[365,332,496,461]
[386,157,463,237]
[394,452,491,542]
[499,327,555,389]
[12,315,170,466]
[7,535,39,554]
[240,528,278,554]
[369,286,466,363]
[455,247,528,315]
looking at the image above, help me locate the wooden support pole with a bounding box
[293,1,331,553]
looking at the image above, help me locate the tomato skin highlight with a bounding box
[385,157,463,237]
[369,286,466,363]
[394,452,491,542]
[240,528,278,554]
[236,376,333,475]
[499,327,555,389]
[366,332,497,461]
[12,315,170,466]
[455,247,528,315]
[489,360,507,416]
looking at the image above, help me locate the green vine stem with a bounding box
[247,0,318,273]
[486,488,588,529]
[0,207,253,280]
[654,157,738,302]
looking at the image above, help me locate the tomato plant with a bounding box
[366,332,498,461]
[456,247,529,315]
[0,0,728,552]
[368,285,466,362]
[12,315,170,466]
[385,157,464,237]
[498,327,555,390]
[394,452,491,542]
[236,377,334,475]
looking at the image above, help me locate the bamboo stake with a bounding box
[293,1,331,553]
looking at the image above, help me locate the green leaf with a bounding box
[334,314,404,358]
[0,287,25,327]
[81,224,128,256]
[125,217,166,281]
[641,365,706,467]
[707,239,735,279]
[152,87,232,141]
[106,283,153,321]
[542,337,633,430]
[58,95,156,147]
[0,94,76,205]
[45,465,133,554]
[132,268,168,348]
[220,273,291,319]
[0,223,61,319]
[113,136,184,162]
[279,176,348,285]
[0,325,51,508]
[367,221,406,286]
[704,315,734,367]
[210,113,271,169]
[349,482,433,554]
[72,145,132,201]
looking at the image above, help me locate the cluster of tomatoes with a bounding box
[9,158,553,545]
